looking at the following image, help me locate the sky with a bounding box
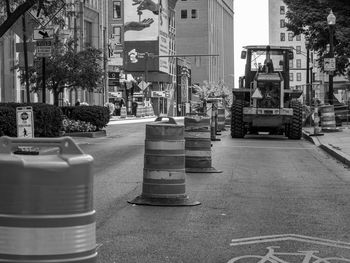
[234,0,269,86]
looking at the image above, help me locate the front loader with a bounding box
[231,45,303,139]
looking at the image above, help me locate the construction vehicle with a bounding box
[231,45,303,139]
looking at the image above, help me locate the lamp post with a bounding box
[305,40,310,106]
[327,9,336,105]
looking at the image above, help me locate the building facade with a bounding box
[175,0,234,95]
[269,0,350,104]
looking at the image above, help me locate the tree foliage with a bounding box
[0,0,66,38]
[283,0,350,78]
[16,36,104,106]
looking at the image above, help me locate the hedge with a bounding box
[0,103,63,137]
[60,105,109,131]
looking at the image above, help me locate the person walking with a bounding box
[132,99,138,117]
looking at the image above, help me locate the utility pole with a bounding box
[22,15,30,103]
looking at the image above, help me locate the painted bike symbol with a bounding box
[228,246,350,263]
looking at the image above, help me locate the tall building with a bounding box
[269,0,350,104]
[175,0,234,90]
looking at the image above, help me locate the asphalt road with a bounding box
[76,122,350,263]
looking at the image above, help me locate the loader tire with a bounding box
[231,100,245,138]
[288,100,302,140]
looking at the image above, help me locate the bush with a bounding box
[0,103,63,137]
[0,106,16,137]
[62,118,97,133]
[61,105,109,131]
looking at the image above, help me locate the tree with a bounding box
[283,0,350,78]
[17,36,104,106]
[0,0,66,38]
[192,80,232,113]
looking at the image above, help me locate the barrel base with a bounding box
[186,167,223,173]
[128,195,201,206]
[321,127,341,132]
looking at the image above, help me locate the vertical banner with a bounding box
[124,0,169,74]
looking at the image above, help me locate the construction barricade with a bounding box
[210,103,220,141]
[319,104,338,132]
[120,106,127,118]
[217,107,226,131]
[184,114,222,173]
[128,117,200,206]
[0,136,96,263]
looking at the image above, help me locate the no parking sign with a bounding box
[16,106,34,138]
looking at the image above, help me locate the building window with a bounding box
[290,73,293,81]
[113,1,121,19]
[181,10,187,19]
[280,6,285,15]
[296,59,301,68]
[280,19,285,28]
[112,26,121,44]
[288,33,293,41]
[296,46,301,54]
[191,9,197,18]
[296,34,301,41]
[280,33,285,41]
[289,60,293,69]
[84,20,92,47]
[297,73,302,81]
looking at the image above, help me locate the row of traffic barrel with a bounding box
[0,109,227,262]
[119,105,155,118]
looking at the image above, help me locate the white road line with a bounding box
[229,234,350,249]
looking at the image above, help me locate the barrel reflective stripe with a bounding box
[184,131,211,139]
[186,150,211,157]
[0,223,95,255]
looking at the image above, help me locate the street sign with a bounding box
[108,72,120,80]
[16,106,34,138]
[33,28,54,40]
[138,80,150,91]
[36,40,52,57]
[324,57,336,71]
[151,91,166,98]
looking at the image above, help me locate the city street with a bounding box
[74,120,350,263]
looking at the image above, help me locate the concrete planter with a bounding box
[64,130,107,138]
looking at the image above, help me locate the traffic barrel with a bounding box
[210,103,221,141]
[136,105,143,118]
[185,114,222,173]
[217,107,226,131]
[120,106,127,118]
[0,136,96,263]
[319,104,338,132]
[128,117,200,206]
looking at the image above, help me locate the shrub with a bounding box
[0,106,16,137]
[61,105,109,131]
[62,118,97,133]
[0,103,63,137]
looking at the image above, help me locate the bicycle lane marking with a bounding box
[227,234,350,263]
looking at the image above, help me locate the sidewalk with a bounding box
[303,124,350,167]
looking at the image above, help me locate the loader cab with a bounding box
[242,45,293,90]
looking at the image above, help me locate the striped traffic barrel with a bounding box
[217,107,226,131]
[120,106,127,118]
[0,136,96,263]
[319,105,337,131]
[210,103,220,141]
[136,105,143,118]
[185,114,222,173]
[128,117,200,206]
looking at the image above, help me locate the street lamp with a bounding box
[305,40,310,106]
[327,9,336,105]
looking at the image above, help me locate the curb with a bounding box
[319,144,350,168]
[303,130,350,168]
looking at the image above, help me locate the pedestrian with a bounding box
[75,99,80,106]
[114,100,121,116]
[132,99,138,116]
